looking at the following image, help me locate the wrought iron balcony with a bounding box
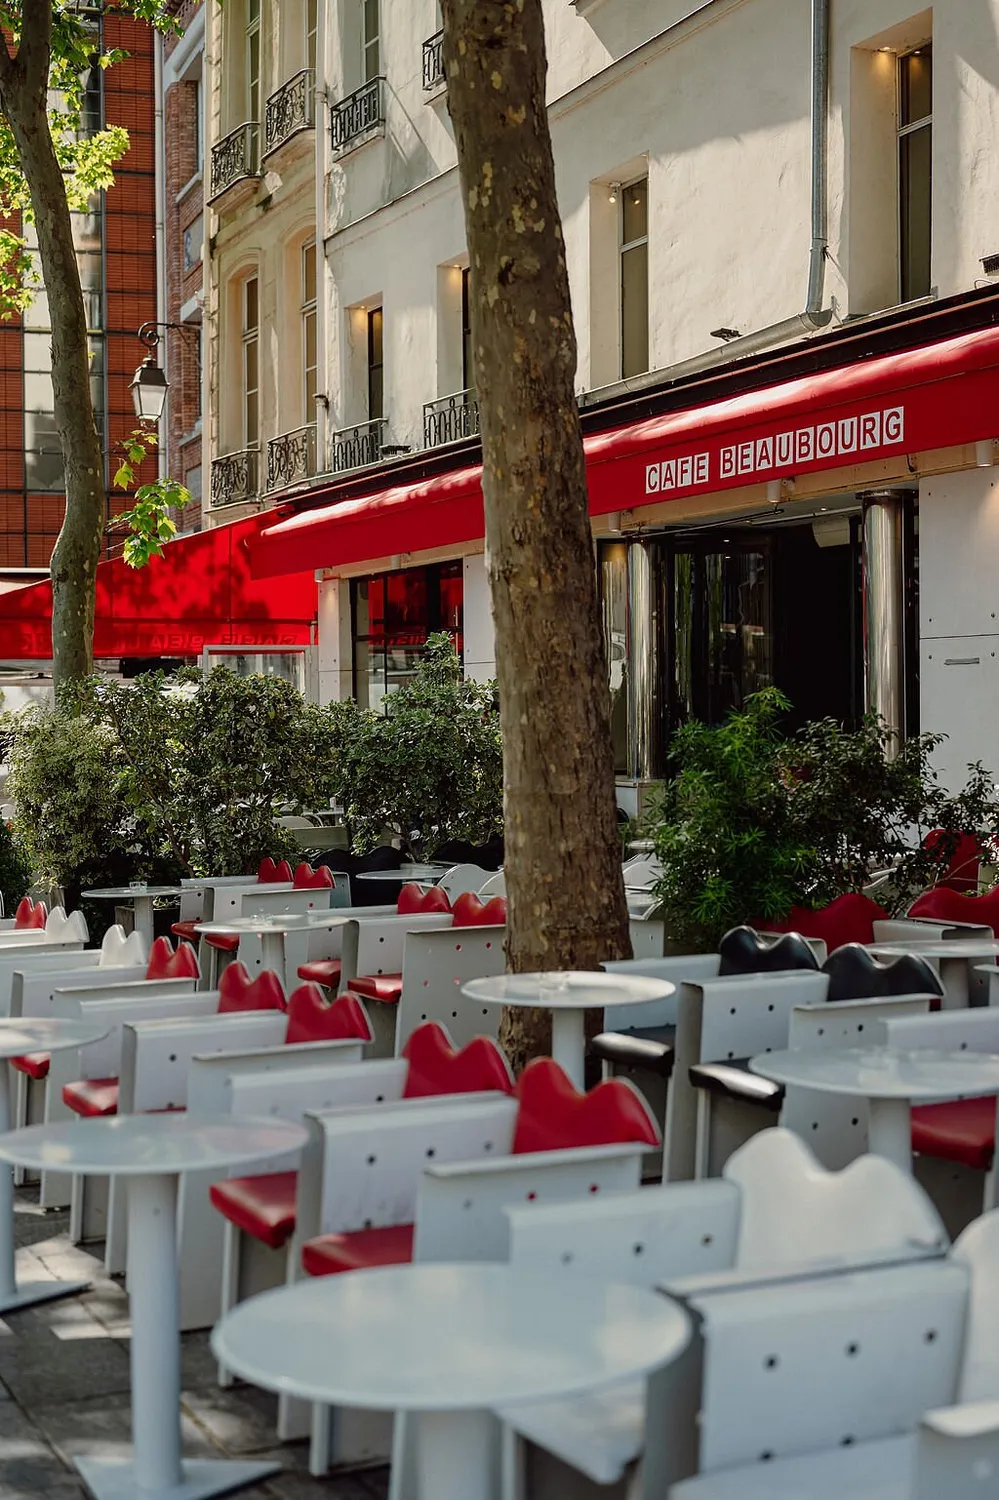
[330,77,385,158]
[209,121,260,201]
[328,418,386,474]
[210,448,258,507]
[424,388,480,449]
[264,68,315,155]
[266,424,316,491]
[423,29,445,92]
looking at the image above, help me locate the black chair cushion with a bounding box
[822,943,944,1003]
[431,835,504,872]
[718,926,820,977]
[688,1061,785,1110]
[320,847,406,908]
[591,1027,675,1079]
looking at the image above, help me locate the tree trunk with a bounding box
[0,35,105,692]
[441,0,631,1073]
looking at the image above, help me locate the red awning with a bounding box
[250,325,999,578]
[0,513,317,660]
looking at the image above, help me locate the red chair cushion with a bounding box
[284,986,372,1045]
[217,963,286,1014]
[450,892,508,928]
[911,1096,996,1170]
[401,1022,514,1098]
[11,1052,49,1080]
[146,936,200,981]
[292,862,334,890]
[512,1058,661,1154]
[923,830,982,895]
[300,1224,415,1277]
[62,1078,119,1117]
[206,932,240,953]
[907,886,999,939]
[170,920,201,942]
[348,973,403,1004]
[760,893,888,952]
[257,858,294,884]
[15,898,46,930]
[297,959,342,987]
[210,1171,299,1250]
[397,884,451,915]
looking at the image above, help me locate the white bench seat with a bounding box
[671,1433,913,1500]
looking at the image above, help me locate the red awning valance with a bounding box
[0,513,317,660]
[250,325,999,578]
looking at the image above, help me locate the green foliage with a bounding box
[644,689,999,949]
[330,634,503,857]
[0,817,33,915]
[111,428,185,567]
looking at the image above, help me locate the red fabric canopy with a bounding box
[251,325,999,577]
[0,513,317,660]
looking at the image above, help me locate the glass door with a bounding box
[670,539,774,725]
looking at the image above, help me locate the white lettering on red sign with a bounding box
[644,405,905,496]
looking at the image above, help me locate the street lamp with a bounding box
[130,322,169,426]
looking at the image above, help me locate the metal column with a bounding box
[626,541,662,781]
[862,490,906,750]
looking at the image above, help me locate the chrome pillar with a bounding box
[862,490,906,751]
[626,541,661,780]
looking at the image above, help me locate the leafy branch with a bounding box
[109,426,188,568]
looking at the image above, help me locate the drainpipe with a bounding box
[153,30,167,480]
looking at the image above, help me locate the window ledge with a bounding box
[180,420,203,447]
[176,170,203,206]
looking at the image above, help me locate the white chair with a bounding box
[391,922,506,1054]
[437,863,493,901]
[476,870,506,898]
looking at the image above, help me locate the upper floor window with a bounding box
[194,75,204,173]
[367,306,383,420]
[243,275,259,447]
[246,0,261,121]
[461,267,473,392]
[307,0,319,73]
[364,0,380,81]
[302,242,318,424]
[620,176,649,379]
[898,44,932,302]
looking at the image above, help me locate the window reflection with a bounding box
[353,561,464,710]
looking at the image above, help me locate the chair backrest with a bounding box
[258,857,294,883]
[398,883,451,915]
[437,864,494,901]
[450,892,507,927]
[99,924,147,967]
[622,857,662,891]
[872,917,994,942]
[122,1006,289,1113]
[393,926,506,1054]
[145,936,200,982]
[908,884,999,937]
[718,926,820,977]
[401,1021,513,1097]
[342,911,456,985]
[696,971,830,1062]
[511,1058,660,1153]
[42,908,89,943]
[880,1005,999,1055]
[821,943,944,1002]
[217,962,286,1014]
[15,897,46,929]
[760,892,889,951]
[292,861,335,890]
[602,953,720,1031]
[476,870,506,898]
[951,1209,999,1402]
[283,985,372,1045]
[53,983,211,1081]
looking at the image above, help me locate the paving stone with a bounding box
[246,1454,389,1500]
[29,1391,222,1467]
[0,1398,78,1495]
[0,1323,133,1404]
[181,1381,281,1454]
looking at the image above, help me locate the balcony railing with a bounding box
[424,388,480,449]
[329,418,386,474]
[264,68,315,155]
[209,121,259,201]
[266,424,316,491]
[330,77,385,157]
[423,29,445,92]
[210,447,258,507]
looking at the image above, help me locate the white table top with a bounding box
[0,1112,306,1176]
[83,885,186,900]
[211,1263,690,1410]
[463,971,675,1012]
[868,940,999,959]
[194,912,350,937]
[750,1046,999,1099]
[0,1017,109,1060]
[354,866,450,882]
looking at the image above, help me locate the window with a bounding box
[367,306,383,420]
[461,267,474,392]
[194,76,203,173]
[352,561,463,709]
[898,44,932,302]
[195,326,203,421]
[246,0,261,120]
[242,276,259,447]
[620,176,649,379]
[363,0,380,81]
[183,213,203,274]
[302,242,318,424]
[307,0,319,72]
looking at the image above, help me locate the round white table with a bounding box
[83,884,186,946]
[211,1262,690,1500]
[867,939,999,1009]
[463,971,676,1090]
[194,911,350,991]
[354,864,452,883]
[0,1112,307,1500]
[749,1045,999,1173]
[0,1017,109,1313]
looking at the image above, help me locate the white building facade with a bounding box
[205,0,999,799]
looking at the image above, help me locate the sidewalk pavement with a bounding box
[3,1184,389,1500]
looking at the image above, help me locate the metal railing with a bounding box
[210,448,258,507]
[328,418,386,474]
[423,30,445,92]
[266,425,316,491]
[209,121,259,200]
[264,68,315,154]
[330,77,385,156]
[424,388,480,448]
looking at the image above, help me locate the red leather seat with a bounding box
[170,919,200,942]
[760,893,888,952]
[62,1078,120,1117]
[348,973,403,1004]
[911,1096,996,1171]
[907,886,999,939]
[205,932,240,953]
[297,959,342,987]
[11,1052,50,1080]
[210,1172,299,1250]
[301,1224,415,1277]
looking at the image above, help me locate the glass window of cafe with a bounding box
[352,560,464,709]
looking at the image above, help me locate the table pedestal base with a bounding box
[416,1408,496,1500]
[867,1097,914,1174]
[550,1009,586,1092]
[0,1276,89,1315]
[76,1455,280,1500]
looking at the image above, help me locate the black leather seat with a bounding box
[688,1061,784,1110]
[718,926,820,976]
[591,1027,675,1078]
[431,835,504,872]
[821,943,944,1002]
[320,846,404,907]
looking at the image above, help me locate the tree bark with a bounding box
[441,0,631,1072]
[0,12,106,692]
